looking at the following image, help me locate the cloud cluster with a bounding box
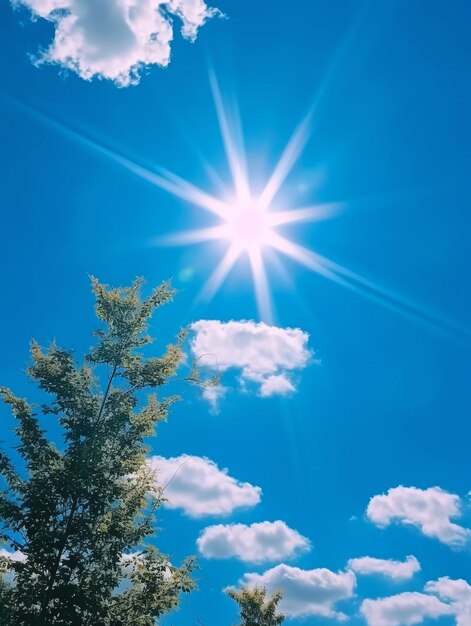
[236,565,356,619]
[367,486,470,546]
[426,577,471,626]
[190,320,311,402]
[347,555,421,581]
[197,521,310,563]
[361,592,453,626]
[361,578,471,626]
[13,0,221,86]
[148,454,261,518]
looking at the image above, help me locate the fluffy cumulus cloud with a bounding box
[361,592,454,626]
[190,320,311,402]
[197,520,310,563]
[148,454,261,518]
[347,555,421,581]
[236,565,356,619]
[426,577,471,626]
[366,486,470,546]
[13,0,221,86]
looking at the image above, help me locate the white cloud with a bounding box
[235,564,356,619]
[190,320,311,403]
[347,556,420,581]
[201,384,226,413]
[0,549,26,584]
[361,593,454,626]
[0,549,26,563]
[197,520,310,563]
[13,0,222,86]
[148,454,261,518]
[426,577,471,626]
[259,374,295,398]
[361,577,471,626]
[366,486,470,546]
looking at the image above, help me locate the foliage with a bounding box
[227,585,285,626]
[0,278,210,626]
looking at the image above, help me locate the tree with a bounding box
[0,278,212,626]
[227,586,285,626]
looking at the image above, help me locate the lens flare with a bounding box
[154,73,341,323]
[12,84,467,340]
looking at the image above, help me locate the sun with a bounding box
[149,73,341,323]
[223,202,274,253]
[22,76,468,339]
[142,71,466,337]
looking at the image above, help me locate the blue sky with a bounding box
[0,1,470,625]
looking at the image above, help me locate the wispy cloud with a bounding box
[12,0,222,86]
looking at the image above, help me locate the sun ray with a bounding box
[258,110,313,210]
[6,96,229,219]
[210,71,251,203]
[269,202,343,227]
[198,244,241,302]
[247,249,273,323]
[269,233,470,340]
[150,166,229,218]
[11,93,469,340]
[268,232,339,281]
[152,226,227,246]
[108,159,229,218]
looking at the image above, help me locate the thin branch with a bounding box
[185,594,207,626]
[161,459,189,494]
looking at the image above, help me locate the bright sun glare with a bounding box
[27,71,468,339]
[137,73,466,340]
[223,203,272,252]
[149,73,343,323]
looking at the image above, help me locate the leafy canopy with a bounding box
[227,585,285,626]
[0,278,208,626]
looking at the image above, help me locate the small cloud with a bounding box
[366,486,470,547]
[233,564,356,619]
[0,549,26,564]
[148,454,261,518]
[197,520,310,563]
[201,384,227,414]
[347,556,420,581]
[190,320,311,407]
[361,593,453,626]
[13,0,222,86]
[259,374,295,397]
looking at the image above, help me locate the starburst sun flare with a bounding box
[153,74,342,323]
[148,74,466,341]
[21,73,465,338]
[224,202,272,252]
